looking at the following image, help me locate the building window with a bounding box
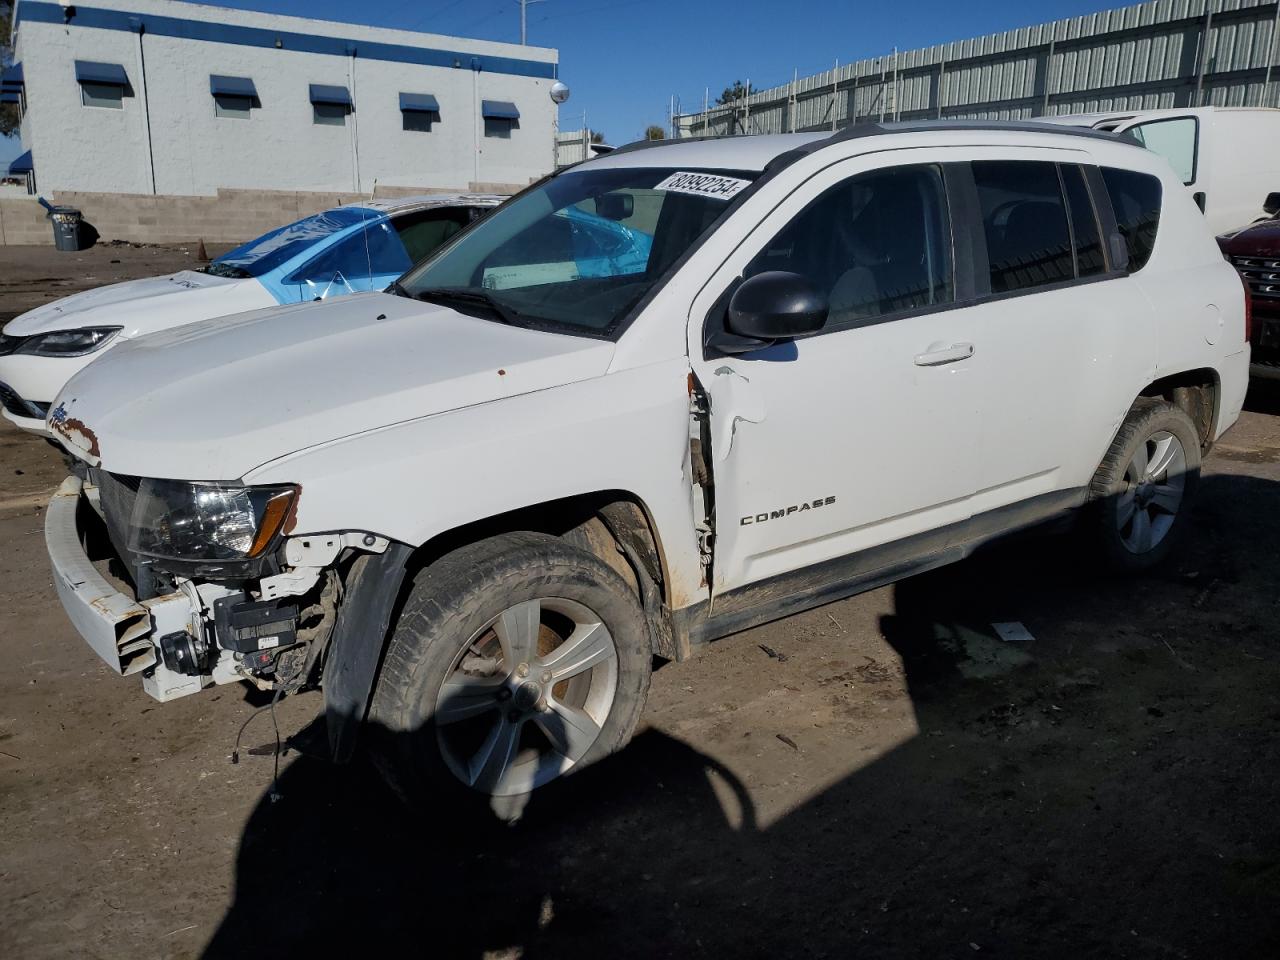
[481,100,520,139]
[309,84,353,127]
[210,75,258,120]
[400,93,440,133]
[214,94,253,119]
[314,102,349,126]
[75,60,130,110]
[484,117,515,139]
[81,81,124,109]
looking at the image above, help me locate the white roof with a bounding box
[350,194,507,214]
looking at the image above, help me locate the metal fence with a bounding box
[675,0,1280,136]
[556,129,591,168]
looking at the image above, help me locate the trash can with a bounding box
[47,207,84,252]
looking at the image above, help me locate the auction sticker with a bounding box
[654,171,751,200]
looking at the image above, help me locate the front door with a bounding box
[688,152,982,596]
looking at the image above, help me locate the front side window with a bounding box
[743,164,953,325]
[203,207,375,278]
[285,221,412,296]
[973,160,1075,294]
[1101,167,1162,273]
[393,208,477,264]
[398,166,758,337]
[1128,117,1197,185]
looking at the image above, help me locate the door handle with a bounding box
[914,342,974,366]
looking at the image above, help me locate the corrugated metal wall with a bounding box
[677,0,1280,135]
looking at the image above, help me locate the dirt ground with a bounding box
[1,243,1279,959]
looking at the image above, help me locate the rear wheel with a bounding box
[1089,399,1201,572]
[368,532,652,809]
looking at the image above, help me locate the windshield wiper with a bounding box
[412,287,522,326]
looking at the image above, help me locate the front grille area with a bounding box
[0,381,46,419]
[1230,255,1280,300]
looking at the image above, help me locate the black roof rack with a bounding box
[602,117,1129,163]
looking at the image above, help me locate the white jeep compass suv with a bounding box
[43,121,1250,807]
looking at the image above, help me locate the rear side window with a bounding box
[1060,164,1106,278]
[973,161,1074,294]
[1101,168,1162,273]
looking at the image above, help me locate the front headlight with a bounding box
[15,327,122,357]
[127,479,299,563]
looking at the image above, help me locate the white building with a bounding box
[5,0,561,197]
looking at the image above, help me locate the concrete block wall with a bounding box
[0,199,50,244]
[0,181,522,246]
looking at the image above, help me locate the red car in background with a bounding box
[1219,193,1280,378]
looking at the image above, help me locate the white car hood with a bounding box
[3,271,274,338]
[50,291,616,480]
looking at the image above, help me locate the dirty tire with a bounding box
[1089,398,1201,573]
[367,531,651,811]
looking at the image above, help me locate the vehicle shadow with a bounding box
[203,474,1280,959]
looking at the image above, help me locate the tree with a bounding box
[1,2,17,138]
[716,81,752,106]
[589,130,606,144]
[644,124,665,141]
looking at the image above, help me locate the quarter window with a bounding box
[1101,167,1162,273]
[973,160,1075,294]
[744,164,953,325]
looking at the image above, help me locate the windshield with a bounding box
[398,167,758,336]
[206,207,379,278]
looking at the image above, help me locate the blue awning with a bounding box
[75,60,129,86]
[309,83,351,106]
[1,63,22,90]
[481,100,519,120]
[8,151,33,175]
[399,92,440,113]
[210,74,258,98]
[0,92,17,104]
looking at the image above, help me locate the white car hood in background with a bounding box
[51,292,616,480]
[3,271,275,338]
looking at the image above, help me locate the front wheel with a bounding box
[1089,399,1202,572]
[368,531,652,808]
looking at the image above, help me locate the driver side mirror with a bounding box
[708,271,828,355]
[1265,192,1280,217]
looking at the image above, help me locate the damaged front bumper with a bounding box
[45,475,385,705]
[46,476,245,701]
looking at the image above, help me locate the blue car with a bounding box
[0,194,502,436]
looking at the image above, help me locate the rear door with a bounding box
[961,153,1156,521]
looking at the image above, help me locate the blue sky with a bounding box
[4,0,1125,165]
